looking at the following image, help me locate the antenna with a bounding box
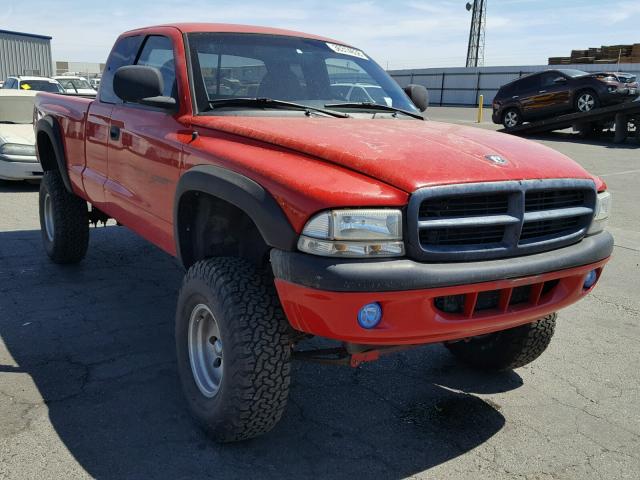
[465,0,487,68]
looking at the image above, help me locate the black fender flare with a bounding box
[36,116,73,192]
[174,165,298,266]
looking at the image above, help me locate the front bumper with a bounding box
[0,159,43,181]
[271,232,613,345]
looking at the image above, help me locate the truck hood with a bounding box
[191,117,595,193]
[0,124,35,146]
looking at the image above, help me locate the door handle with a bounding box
[110,125,120,141]
[539,90,547,93]
[512,95,519,99]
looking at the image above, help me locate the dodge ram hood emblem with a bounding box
[485,154,508,165]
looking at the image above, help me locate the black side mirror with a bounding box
[113,65,176,110]
[553,76,567,84]
[403,84,429,112]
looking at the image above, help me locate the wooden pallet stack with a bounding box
[549,44,640,65]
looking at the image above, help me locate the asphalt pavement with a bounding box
[0,107,638,479]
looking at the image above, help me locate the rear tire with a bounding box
[502,108,522,129]
[575,90,600,113]
[39,170,89,264]
[444,313,556,371]
[175,257,292,443]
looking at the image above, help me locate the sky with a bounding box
[1,0,639,69]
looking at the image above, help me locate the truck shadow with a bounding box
[0,227,518,479]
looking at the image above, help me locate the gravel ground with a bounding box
[0,107,638,479]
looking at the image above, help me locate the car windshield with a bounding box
[58,78,93,90]
[19,80,63,93]
[618,74,636,84]
[558,69,589,78]
[187,33,417,115]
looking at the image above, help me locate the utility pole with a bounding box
[465,0,487,68]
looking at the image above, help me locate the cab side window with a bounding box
[100,35,144,104]
[540,73,559,89]
[136,36,177,99]
[516,75,538,92]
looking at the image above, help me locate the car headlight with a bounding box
[0,143,37,158]
[297,209,405,257]
[587,191,612,235]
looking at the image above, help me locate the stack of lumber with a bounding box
[549,44,640,64]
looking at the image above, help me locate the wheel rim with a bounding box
[188,304,224,398]
[505,111,518,128]
[578,93,595,112]
[43,192,55,242]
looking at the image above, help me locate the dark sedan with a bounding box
[492,69,637,129]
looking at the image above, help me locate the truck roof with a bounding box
[122,23,350,47]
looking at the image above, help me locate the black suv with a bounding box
[492,69,637,129]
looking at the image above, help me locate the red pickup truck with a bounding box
[34,23,613,442]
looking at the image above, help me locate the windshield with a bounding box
[57,78,93,90]
[558,69,589,78]
[19,80,64,93]
[187,33,417,114]
[618,74,636,84]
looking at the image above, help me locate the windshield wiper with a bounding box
[207,98,350,118]
[324,102,424,120]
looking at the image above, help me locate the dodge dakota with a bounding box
[33,23,613,442]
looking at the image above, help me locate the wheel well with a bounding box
[37,131,57,172]
[177,191,271,270]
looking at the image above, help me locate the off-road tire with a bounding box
[445,313,556,371]
[39,170,89,264]
[175,257,292,443]
[502,108,522,129]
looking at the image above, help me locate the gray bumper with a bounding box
[270,231,613,292]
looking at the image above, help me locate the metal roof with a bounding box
[0,29,52,40]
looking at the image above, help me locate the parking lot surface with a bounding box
[1,107,638,479]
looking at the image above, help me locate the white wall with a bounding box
[388,63,640,106]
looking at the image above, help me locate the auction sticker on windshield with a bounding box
[326,42,368,60]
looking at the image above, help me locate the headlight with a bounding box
[297,209,405,257]
[587,191,612,235]
[0,143,37,158]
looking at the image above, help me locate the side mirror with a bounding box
[113,65,176,110]
[403,84,429,112]
[553,76,567,84]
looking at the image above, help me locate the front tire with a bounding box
[39,170,89,264]
[575,90,600,113]
[445,314,556,371]
[502,108,522,129]
[175,257,292,443]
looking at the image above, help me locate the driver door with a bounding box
[105,33,184,253]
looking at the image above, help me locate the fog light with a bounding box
[583,270,598,289]
[357,303,382,329]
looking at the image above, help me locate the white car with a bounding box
[330,83,393,106]
[0,90,43,181]
[90,77,101,90]
[54,76,97,95]
[2,76,65,93]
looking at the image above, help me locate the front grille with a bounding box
[420,225,505,245]
[520,217,581,241]
[525,190,585,212]
[408,180,596,261]
[420,193,509,218]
